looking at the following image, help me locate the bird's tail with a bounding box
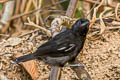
[12,53,36,64]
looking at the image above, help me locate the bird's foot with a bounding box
[64,63,84,67]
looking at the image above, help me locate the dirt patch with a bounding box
[0,30,120,80]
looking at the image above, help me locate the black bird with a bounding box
[13,18,90,67]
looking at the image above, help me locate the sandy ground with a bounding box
[0,29,120,80]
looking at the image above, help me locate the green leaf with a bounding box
[60,0,70,10]
[0,3,3,10]
[74,9,84,18]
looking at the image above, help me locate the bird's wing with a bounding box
[35,33,76,57]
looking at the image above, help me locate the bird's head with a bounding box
[72,18,90,36]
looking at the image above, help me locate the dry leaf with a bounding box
[14,53,38,80]
[4,37,22,47]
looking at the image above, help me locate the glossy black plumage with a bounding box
[13,18,90,66]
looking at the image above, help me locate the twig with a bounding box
[24,23,51,37]
[96,15,114,23]
[20,0,27,13]
[115,3,120,21]
[9,0,68,20]
[37,0,44,26]
[111,21,120,26]
[90,0,105,28]
[50,66,61,80]
[0,1,14,30]
[0,0,8,3]
[24,18,51,37]
[82,0,115,8]
[22,0,32,21]
[85,3,97,18]
[99,10,106,34]
[25,0,32,13]
[14,0,21,15]
[107,26,120,30]
[93,0,104,21]
[65,0,78,17]
[41,10,65,15]
[70,59,92,80]
[0,34,9,37]
[99,8,113,34]
[32,0,43,25]
[18,29,40,38]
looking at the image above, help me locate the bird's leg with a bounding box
[64,63,84,67]
[66,57,84,67]
[69,63,84,67]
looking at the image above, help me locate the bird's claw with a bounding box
[65,63,84,67]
